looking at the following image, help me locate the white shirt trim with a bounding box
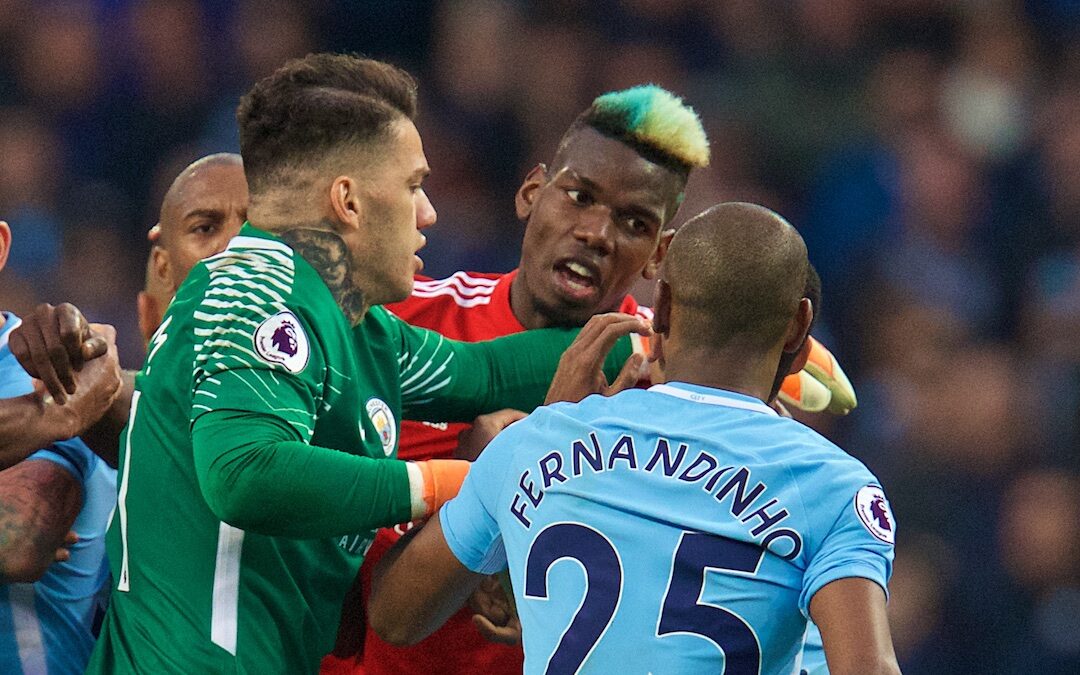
[9,583,47,675]
[648,383,778,416]
[0,314,21,353]
[211,522,246,655]
[226,235,293,255]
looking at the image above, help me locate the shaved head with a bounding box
[154,152,248,291]
[159,153,245,244]
[142,152,249,342]
[663,202,809,353]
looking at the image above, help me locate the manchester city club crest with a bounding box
[366,397,397,456]
[854,485,896,544]
[253,310,310,374]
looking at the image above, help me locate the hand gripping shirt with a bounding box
[440,382,895,675]
[0,313,117,675]
[89,226,634,675]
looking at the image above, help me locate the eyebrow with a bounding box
[183,208,226,221]
[564,170,601,193]
[565,170,665,223]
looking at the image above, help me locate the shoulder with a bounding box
[362,305,400,333]
[387,271,521,337]
[769,420,889,533]
[202,235,301,292]
[533,390,647,431]
[405,271,503,309]
[188,236,336,376]
[768,418,878,484]
[180,234,304,318]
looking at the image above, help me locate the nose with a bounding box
[416,189,437,230]
[573,208,615,256]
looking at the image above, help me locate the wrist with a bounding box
[406,460,471,520]
[21,389,77,449]
[44,396,81,441]
[405,462,427,520]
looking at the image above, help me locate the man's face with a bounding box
[350,119,436,307]
[515,127,684,327]
[158,162,249,290]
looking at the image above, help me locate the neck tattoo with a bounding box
[278,226,368,325]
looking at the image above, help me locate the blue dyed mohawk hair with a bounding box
[578,85,709,175]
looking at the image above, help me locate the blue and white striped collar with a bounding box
[648,382,778,416]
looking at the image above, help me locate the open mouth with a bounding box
[553,259,601,301]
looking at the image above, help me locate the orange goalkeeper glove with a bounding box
[778,336,857,415]
[406,459,471,520]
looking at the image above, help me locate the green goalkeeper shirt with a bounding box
[87,225,632,674]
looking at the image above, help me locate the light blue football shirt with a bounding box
[801,625,828,674]
[0,313,118,675]
[441,382,895,674]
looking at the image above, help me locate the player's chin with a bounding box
[539,294,600,327]
[391,277,415,303]
[404,266,422,293]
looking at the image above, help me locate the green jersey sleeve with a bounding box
[189,242,325,441]
[384,308,635,422]
[187,239,412,536]
[191,410,410,537]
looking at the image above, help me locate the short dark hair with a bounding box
[664,203,808,354]
[237,53,417,193]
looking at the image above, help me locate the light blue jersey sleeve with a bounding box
[439,426,520,574]
[1,440,116,675]
[799,481,894,617]
[800,623,828,674]
[26,437,97,485]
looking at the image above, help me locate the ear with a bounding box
[0,221,10,274]
[515,164,547,221]
[652,280,672,337]
[329,175,364,232]
[642,228,674,281]
[788,336,812,375]
[648,281,671,371]
[152,246,175,293]
[782,298,813,357]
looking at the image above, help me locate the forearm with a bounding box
[402,328,633,422]
[78,370,135,467]
[192,410,413,537]
[370,518,483,645]
[813,577,899,675]
[0,459,81,582]
[0,393,77,471]
[827,657,901,675]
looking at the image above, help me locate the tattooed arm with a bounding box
[0,459,81,583]
[278,226,368,325]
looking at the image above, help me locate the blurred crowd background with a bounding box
[0,0,1078,672]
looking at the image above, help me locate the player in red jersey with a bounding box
[332,86,854,675]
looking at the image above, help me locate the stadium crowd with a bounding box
[0,0,1078,673]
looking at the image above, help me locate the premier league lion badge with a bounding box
[254,310,310,374]
[854,485,895,544]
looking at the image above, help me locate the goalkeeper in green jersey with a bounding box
[10,54,642,674]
